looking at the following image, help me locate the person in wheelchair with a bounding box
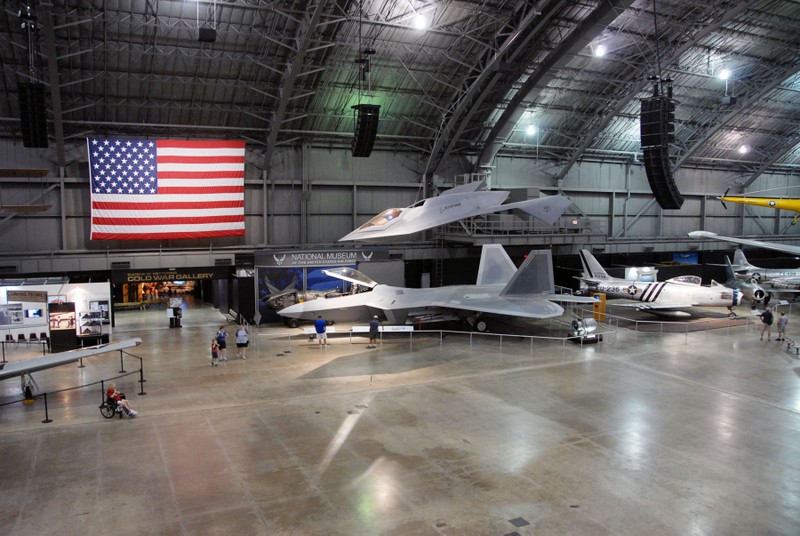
[106,383,138,416]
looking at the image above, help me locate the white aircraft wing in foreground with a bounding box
[688,230,800,256]
[279,244,594,332]
[578,249,741,317]
[0,337,142,395]
[339,180,573,241]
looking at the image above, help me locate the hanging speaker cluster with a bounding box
[18,82,48,148]
[351,104,380,157]
[640,93,682,210]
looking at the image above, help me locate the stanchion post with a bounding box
[119,350,126,373]
[78,357,85,368]
[138,366,147,396]
[41,393,53,423]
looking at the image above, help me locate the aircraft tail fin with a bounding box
[579,249,611,281]
[503,195,573,225]
[724,256,736,282]
[499,250,555,296]
[475,244,518,285]
[732,249,754,269]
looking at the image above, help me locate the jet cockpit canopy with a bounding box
[322,267,378,289]
[356,208,404,231]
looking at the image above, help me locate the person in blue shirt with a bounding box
[216,326,228,360]
[314,316,328,347]
[367,315,380,348]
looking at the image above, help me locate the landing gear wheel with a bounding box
[475,319,488,332]
[285,318,300,328]
[99,403,115,419]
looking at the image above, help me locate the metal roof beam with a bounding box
[474,0,634,176]
[553,0,760,185]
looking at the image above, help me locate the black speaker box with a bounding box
[351,104,380,157]
[18,82,48,148]
[643,146,683,210]
[198,26,216,42]
[640,96,674,148]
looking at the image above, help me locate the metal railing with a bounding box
[0,350,147,424]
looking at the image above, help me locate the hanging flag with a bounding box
[87,138,245,240]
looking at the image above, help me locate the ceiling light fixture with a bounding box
[413,14,426,30]
[594,44,606,57]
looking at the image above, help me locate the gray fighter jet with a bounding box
[278,245,595,332]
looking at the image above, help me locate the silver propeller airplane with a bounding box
[339,180,573,241]
[578,250,742,317]
[278,245,595,332]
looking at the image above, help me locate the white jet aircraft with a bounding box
[278,245,595,332]
[339,180,573,241]
[578,250,742,317]
[0,337,142,397]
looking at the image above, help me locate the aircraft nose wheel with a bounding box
[474,319,489,332]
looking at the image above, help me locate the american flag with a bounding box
[87,138,246,240]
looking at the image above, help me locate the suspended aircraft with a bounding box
[278,245,595,332]
[339,180,573,241]
[688,230,800,256]
[578,250,742,317]
[0,337,142,397]
[718,188,800,224]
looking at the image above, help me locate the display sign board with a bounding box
[6,290,48,303]
[111,266,232,284]
[255,247,389,268]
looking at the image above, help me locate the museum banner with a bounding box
[255,247,389,268]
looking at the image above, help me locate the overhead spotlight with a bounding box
[526,124,536,136]
[594,44,606,57]
[719,69,731,80]
[413,14,427,30]
[738,144,749,154]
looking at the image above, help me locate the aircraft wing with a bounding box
[688,231,800,256]
[0,337,142,381]
[500,195,574,226]
[430,295,567,319]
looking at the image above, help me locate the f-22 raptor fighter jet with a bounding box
[278,245,595,332]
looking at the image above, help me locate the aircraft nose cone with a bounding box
[733,289,742,306]
[278,302,304,317]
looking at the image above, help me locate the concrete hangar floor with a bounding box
[1,302,799,535]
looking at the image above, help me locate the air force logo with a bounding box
[273,254,286,266]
